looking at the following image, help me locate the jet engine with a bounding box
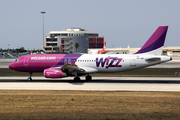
[44,69,67,78]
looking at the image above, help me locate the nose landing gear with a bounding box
[27,72,32,81]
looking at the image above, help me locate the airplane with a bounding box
[88,41,106,54]
[9,26,171,81]
[98,41,106,54]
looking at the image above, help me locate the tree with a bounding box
[16,47,27,53]
[75,43,79,53]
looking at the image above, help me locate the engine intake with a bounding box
[44,69,67,78]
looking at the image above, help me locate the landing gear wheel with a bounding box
[86,75,92,81]
[74,77,80,81]
[27,77,32,81]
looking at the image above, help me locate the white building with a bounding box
[44,28,103,54]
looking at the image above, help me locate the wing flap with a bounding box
[78,67,98,73]
[51,63,81,72]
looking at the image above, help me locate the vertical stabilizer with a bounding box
[103,41,106,50]
[135,26,168,55]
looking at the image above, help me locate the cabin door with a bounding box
[24,56,29,66]
[130,56,136,66]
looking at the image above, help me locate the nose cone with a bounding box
[9,63,14,70]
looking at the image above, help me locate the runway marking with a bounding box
[0,77,180,91]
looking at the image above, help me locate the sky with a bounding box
[0,0,180,50]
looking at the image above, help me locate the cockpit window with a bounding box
[15,59,20,62]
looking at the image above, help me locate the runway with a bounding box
[0,59,15,68]
[0,77,180,91]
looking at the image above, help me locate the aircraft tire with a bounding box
[86,75,92,81]
[27,77,32,81]
[74,77,80,81]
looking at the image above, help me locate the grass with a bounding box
[1,68,180,119]
[0,90,180,120]
[1,68,180,77]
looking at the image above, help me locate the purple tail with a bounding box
[135,26,168,55]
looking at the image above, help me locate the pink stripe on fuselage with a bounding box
[28,54,66,71]
[9,54,83,72]
[11,54,67,72]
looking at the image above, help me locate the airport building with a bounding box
[88,45,140,54]
[44,28,104,54]
[88,45,180,56]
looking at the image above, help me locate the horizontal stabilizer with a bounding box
[145,57,161,62]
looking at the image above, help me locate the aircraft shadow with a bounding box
[1,79,180,84]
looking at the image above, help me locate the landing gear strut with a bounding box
[73,71,81,81]
[85,74,92,81]
[27,72,32,81]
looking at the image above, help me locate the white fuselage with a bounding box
[75,54,171,73]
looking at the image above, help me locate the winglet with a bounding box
[135,26,168,55]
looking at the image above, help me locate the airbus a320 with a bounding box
[9,26,171,81]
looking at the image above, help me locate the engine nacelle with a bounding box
[44,69,67,78]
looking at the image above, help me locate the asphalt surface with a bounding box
[0,58,15,68]
[0,77,180,91]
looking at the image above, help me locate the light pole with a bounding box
[7,44,10,53]
[41,11,46,50]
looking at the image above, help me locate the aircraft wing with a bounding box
[51,63,98,74]
[78,66,98,73]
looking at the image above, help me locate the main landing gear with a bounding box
[73,74,92,81]
[27,72,32,81]
[85,74,92,81]
[74,77,80,81]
